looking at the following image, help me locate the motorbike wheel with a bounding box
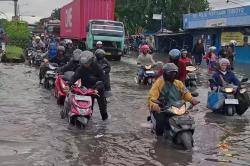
[227,105,235,116]
[60,109,66,119]
[147,78,152,86]
[179,131,193,150]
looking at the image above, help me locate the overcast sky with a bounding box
[1,0,250,23]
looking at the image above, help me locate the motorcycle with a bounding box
[30,49,46,66]
[136,64,156,86]
[185,66,198,91]
[150,99,197,150]
[54,71,81,105]
[60,81,103,128]
[208,78,248,116]
[43,63,58,89]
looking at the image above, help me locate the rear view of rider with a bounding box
[67,51,108,121]
[57,49,83,74]
[148,63,200,136]
[95,49,112,94]
[137,44,156,81]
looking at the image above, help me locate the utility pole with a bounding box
[0,0,19,18]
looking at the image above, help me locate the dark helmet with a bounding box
[95,49,106,60]
[72,49,83,62]
[162,63,178,82]
[80,51,95,65]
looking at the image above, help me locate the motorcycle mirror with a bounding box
[241,78,248,83]
[191,92,199,97]
[152,100,161,105]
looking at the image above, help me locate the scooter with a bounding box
[208,78,248,116]
[61,81,103,128]
[136,64,156,86]
[43,63,58,89]
[30,49,46,66]
[150,99,197,150]
[185,66,198,91]
[54,71,81,105]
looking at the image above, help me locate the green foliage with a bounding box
[115,0,209,34]
[5,45,23,59]
[4,21,31,48]
[51,8,60,20]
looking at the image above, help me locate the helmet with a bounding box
[64,39,73,44]
[162,63,178,82]
[230,40,237,46]
[169,49,180,60]
[41,33,45,37]
[72,49,83,61]
[180,49,188,54]
[95,49,106,59]
[163,63,178,73]
[219,58,230,66]
[35,36,41,40]
[209,46,216,51]
[96,41,103,45]
[141,44,150,50]
[58,46,65,52]
[80,51,94,65]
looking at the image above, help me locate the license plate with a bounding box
[105,52,111,55]
[75,95,91,101]
[46,71,55,75]
[225,99,239,104]
[146,71,155,74]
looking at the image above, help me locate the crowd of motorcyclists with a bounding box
[25,33,249,149]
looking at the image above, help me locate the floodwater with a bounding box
[0,55,250,166]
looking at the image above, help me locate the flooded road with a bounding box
[0,56,250,166]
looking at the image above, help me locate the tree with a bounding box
[115,0,209,34]
[51,8,60,20]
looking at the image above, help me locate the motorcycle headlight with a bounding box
[170,105,186,115]
[224,87,234,93]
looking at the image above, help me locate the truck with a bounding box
[60,0,125,61]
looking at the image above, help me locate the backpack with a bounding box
[48,41,57,59]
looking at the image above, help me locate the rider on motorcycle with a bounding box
[148,63,200,136]
[32,36,45,51]
[95,49,111,93]
[210,58,240,90]
[57,49,83,74]
[64,39,74,62]
[50,46,67,66]
[137,44,156,81]
[96,41,103,49]
[178,49,192,81]
[66,51,108,121]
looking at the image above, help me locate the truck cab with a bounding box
[86,20,125,61]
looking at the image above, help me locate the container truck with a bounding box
[60,0,125,60]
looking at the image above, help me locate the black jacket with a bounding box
[69,62,105,88]
[59,59,79,73]
[97,57,111,74]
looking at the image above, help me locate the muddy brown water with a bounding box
[0,56,250,166]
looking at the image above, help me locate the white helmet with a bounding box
[230,40,237,46]
[209,46,216,51]
[96,41,103,45]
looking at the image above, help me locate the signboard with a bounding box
[183,6,250,29]
[221,32,244,46]
[153,14,162,20]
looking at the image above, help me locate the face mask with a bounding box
[164,71,178,83]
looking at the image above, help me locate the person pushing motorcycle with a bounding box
[148,63,200,136]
